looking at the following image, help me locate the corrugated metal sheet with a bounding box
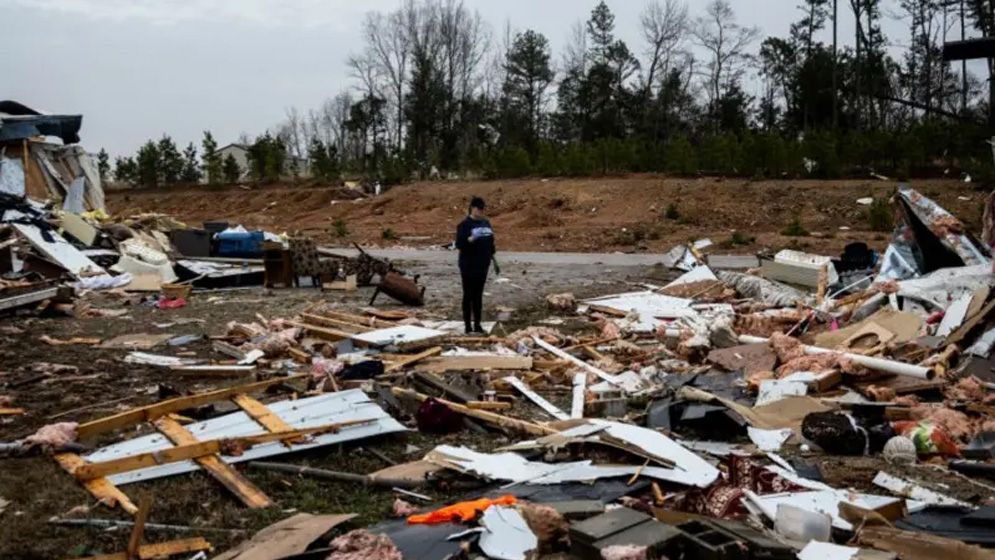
[84,390,407,486]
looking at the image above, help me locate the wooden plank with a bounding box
[54,453,138,514]
[73,420,373,480]
[415,355,533,373]
[393,387,556,436]
[323,309,390,327]
[286,321,357,343]
[156,418,272,509]
[466,401,513,411]
[73,537,212,560]
[411,372,477,403]
[300,313,370,333]
[288,347,312,364]
[127,496,152,558]
[948,298,995,346]
[384,346,442,373]
[76,375,306,440]
[231,394,297,446]
[170,365,256,378]
[581,346,606,362]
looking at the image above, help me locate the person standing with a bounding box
[456,197,498,334]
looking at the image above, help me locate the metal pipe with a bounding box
[738,335,935,380]
[48,518,241,535]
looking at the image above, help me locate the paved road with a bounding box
[320,247,672,267]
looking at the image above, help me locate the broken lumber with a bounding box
[231,393,298,447]
[467,401,513,411]
[416,355,533,373]
[54,453,138,514]
[384,346,443,373]
[73,420,374,480]
[411,372,477,403]
[76,374,307,440]
[285,321,356,343]
[300,312,370,333]
[247,461,426,489]
[156,417,273,509]
[169,365,256,378]
[392,387,556,436]
[127,496,152,558]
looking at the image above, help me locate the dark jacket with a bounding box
[456,217,495,274]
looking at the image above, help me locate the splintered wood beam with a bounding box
[73,420,373,481]
[231,394,297,446]
[384,346,443,373]
[73,537,212,560]
[285,321,357,343]
[76,375,307,440]
[54,453,138,515]
[392,387,556,436]
[155,418,272,509]
[127,496,152,557]
[300,313,372,333]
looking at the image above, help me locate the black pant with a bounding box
[460,269,487,330]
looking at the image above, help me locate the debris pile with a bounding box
[5,183,995,559]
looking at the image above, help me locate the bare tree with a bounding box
[277,106,305,166]
[563,20,589,76]
[690,0,760,123]
[361,5,412,152]
[640,0,689,95]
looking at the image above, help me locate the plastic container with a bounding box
[215,231,265,258]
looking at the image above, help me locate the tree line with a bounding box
[109,0,995,187]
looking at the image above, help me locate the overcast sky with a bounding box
[0,0,972,159]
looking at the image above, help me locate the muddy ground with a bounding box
[107,175,986,255]
[0,258,657,559]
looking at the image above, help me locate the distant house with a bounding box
[216,143,251,181]
[216,143,308,181]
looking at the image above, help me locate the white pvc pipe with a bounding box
[738,335,935,380]
[532,336,620,385]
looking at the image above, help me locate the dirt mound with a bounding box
[105,176,984,254]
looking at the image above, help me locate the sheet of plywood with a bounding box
[416,355,533,372]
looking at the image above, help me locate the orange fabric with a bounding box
[407,495,518,525]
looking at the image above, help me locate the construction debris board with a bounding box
[83,391,406,485]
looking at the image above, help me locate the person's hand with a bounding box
[468,235,477,243]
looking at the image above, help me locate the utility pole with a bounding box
[833,0,839,129]
[961,0,968,112]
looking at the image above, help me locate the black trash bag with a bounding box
[802,411,868,455]
[340,360,385,380]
